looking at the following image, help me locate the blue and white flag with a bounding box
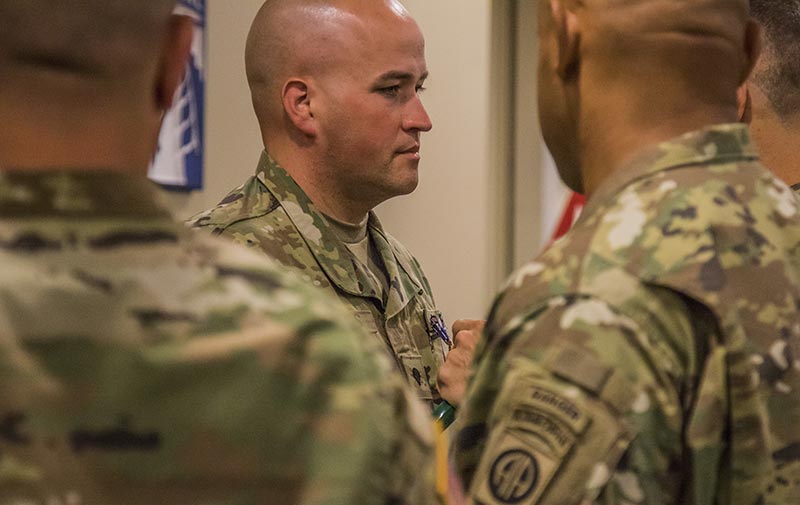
[149,0,206,190]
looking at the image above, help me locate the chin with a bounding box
[378,178,418,203]
[388,163,420,194]
[561,173,584,194]
[553,152,584,194]
[391,177,419,198]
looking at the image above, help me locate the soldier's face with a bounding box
[312,14,432,209]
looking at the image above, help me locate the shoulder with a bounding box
[484,224,699,388]
[186,175,280,233]
[593,164,800,303]
[0,219,435,501]
[185,231,343,334]
[488,284,693,375]
[195,235,438,500]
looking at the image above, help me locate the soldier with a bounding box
[0,1,437,503]
[739,0,800,190]
[188,0,475,410]
[456,1,800,504]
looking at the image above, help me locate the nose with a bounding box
[403,95,432,133]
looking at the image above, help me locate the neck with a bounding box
[0,87,157,174]
[265,137,372,223]
[578,78,739,197]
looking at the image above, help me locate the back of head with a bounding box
[539,0,756,194]
[749,0,800,122]
[580,0,751,107]
[0,0,190,172]
[0,0,176,93]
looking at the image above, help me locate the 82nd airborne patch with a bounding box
[489,449,540,503]
[474,431,560,505]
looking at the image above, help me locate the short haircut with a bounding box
[0,0,176,79]
[750,0,800,119]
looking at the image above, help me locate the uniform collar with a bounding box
[579,124,759,224]
[256,151,423,314]
[0,170,171,218]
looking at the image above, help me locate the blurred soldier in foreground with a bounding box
[456,0,800,504]
[188,0,479,410]
[740,0,800,190]
[0,1,436,503]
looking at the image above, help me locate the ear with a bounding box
[282,79,317,137]
[737,84,752,123]
[740,19,762,86]
[155,15,194,110]
[549,0,581,79]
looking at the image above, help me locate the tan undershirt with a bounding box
[325,213,391,302]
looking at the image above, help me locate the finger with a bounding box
[441,345,467,367]
[453,329,479,350]
[452,319,485,335]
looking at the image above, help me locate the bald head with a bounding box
[537,0,759,194]
[570,0,752,94]
[243,0,431,221]
[0,0,195,173]
[245,0,417,126]
[0,0,177,84]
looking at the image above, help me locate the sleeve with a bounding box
[465,295,691,505]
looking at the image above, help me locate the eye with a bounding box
[379,85,401,97]
[416,84,427,94]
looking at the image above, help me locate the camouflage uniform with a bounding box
[455,124,800,505]
[0,171,437,505]
[188,152,450,406]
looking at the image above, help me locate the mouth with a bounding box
[396,144,421,158]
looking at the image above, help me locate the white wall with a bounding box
[162,0,524,325]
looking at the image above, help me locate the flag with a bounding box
[551,192,585,242]
[148,0,206,190]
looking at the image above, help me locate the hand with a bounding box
[437,319,484,407]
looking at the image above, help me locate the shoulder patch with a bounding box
[474,431,560,505]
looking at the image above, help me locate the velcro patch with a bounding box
[399,354,433,400]
[507,407,575,459]
[474,432,559,504]
[524,385,589,435]
[471,377,592,504]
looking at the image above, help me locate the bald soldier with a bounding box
[739,0,800,190]
[188,0,477,409]
[0,1,438,503]
[456,0,800,504]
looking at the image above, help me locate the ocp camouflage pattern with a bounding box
[188,152,450,406]
[456,124,800,505]
[0,171,437,505]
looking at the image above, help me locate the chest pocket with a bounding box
[351,308,433,396]
[348,297,446,402]
[353,308,381,337]
[388,301,450,403]
[398,354,435,401]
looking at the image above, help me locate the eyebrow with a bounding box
[374,70,429,83]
